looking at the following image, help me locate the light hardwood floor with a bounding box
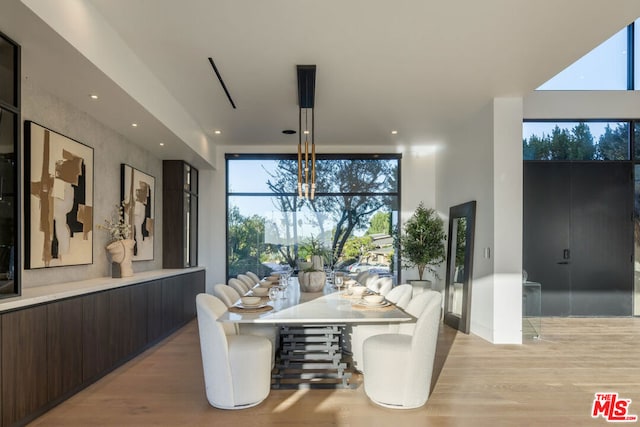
[29,317,640,427]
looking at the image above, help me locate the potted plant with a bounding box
[397,202,446,292]
[298,236,329,292]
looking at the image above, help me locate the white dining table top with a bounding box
[218,280,415,325]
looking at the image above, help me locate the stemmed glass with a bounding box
[279,266,292,299]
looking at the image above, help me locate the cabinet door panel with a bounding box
[47,298,83,402]
[2,305,48,426]
[82,292,111,381]
[147,279,164,343]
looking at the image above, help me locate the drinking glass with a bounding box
[335,274,344,292]
[269,286,280,302]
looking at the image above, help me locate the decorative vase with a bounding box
[311,255,324,271]
[106,239,135,278]
[298,270,326,292]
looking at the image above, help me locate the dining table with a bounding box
[218,277,415,389]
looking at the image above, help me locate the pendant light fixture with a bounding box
[297,65,316,200]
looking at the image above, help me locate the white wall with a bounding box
[436,98,523,344]
[21,79,163,288]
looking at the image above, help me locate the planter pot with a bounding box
[409,279,432,295]
[106,239,135,278]
[298,271,326,292]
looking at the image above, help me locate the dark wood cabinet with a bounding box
[163,161,198,268]
[147,279,164,344]
[1,305,48,427]
[0,270,204,426]
[47,298,83,403]
[82,291,112,382]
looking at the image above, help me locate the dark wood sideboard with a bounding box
[0,269,204,427]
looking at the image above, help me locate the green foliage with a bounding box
[597,123,629,160]
[523,122,628,161]
[342,235,374,259]
[298,235,330,265]
[398,202,446,280]
[227,206,273,277]
[367,211,391,235]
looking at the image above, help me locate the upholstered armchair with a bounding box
[196,293,272,409]
[362,290,442,409]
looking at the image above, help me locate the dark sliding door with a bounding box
[524,162,633,316]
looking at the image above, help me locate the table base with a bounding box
[271,324,356,389]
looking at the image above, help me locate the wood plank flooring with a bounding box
[29,317,640,427]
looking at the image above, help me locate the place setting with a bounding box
[351,294,394,311]
[229,296,274,313]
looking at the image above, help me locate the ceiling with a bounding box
[2,0,640,168]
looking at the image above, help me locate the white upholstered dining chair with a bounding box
[362,290,442,409]
[228,278,250,296]
[237,274,255,289]
[213,284,278,364]
[195,293,272,409]
[245,271,261,284]
[349,284,413,372]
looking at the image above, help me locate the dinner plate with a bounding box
[359,299,390,307]
[238,302,268,309]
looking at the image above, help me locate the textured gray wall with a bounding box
[21,79,163,288]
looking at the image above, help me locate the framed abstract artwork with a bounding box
[121,164,155,261]
[25,121,94,268]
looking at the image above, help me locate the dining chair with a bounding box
[237,274,255,289]
[213,284,241,306]
[386,284,413,309]
[228,278,250,295]
[245,271,261,284]
[376,277,393,296]
[195,293,272,409]
[356,271,369,284]
[214,284,278,364]
[363,273,379,288]
[362,290,442,409]
[349,283,413,372]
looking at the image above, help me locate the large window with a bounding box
[523,120,631,160]
[226,154,401,282]
[538,20,639,91]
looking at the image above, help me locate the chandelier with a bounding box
[297,65,316,200]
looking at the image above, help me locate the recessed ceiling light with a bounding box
[214,130,221,135]
[89,94,99,100]
[391,130,398,135]
[159,142,165,146]
[131,123,138,127]
[303,130,310,135]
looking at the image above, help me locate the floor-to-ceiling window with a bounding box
[226,154,401,282]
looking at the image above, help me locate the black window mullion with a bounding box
[628,22,635,90]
